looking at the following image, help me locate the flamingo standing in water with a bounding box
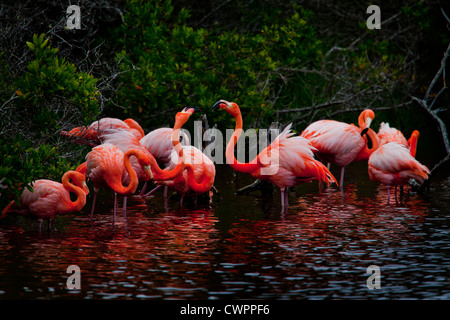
[368,141,429,204]
[212,100,337,210]
[86,107,195,226]
[372,122,423,201]
[300,109,380,188]
[61,117,145,146]
[142,145,216,205]
[1,171,89,232]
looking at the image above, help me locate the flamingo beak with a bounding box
[182,106,199,114]
[361,117,373,136]
[212,100,226,111]
[144,165,153,180]
[83,181,90,195]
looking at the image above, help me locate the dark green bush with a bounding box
[111,0,322,130]
[15,33,100,140]
[0,34,101,208]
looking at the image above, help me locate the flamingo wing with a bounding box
[86,143,125,190]
[255,124,336,188]
[301,120,364,166]
[368,142,430,186]
[19,180,70,219]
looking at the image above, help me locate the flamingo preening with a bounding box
[212,100,337,211]
[368,141,429,204]
[86,107,196,226]
[300,109,380,188]
[369,122,425,203]
[1,171,89,232]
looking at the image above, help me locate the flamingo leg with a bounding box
[387,186,391,204]
[113,192,117,227]
[141,184,163,197]
[123,196,129,225]
[339,166,345,188]
[394,186,398,203]
[90,192,97,224]
[139,181,148,196]
[164,186,168,198]
[281,187,289,207]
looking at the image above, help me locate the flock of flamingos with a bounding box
[1,99,430,231]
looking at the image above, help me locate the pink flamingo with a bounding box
[61,117,145,146]
[368,141,430,204]
[143,145,216,205]
[300,109,380,188]
[212,100,337,211]
[1,171,89,232]
[376,122,422,198]
[85,107,195,226]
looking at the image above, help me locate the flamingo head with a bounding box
[358,109,375,135]
[212,100,240,117]
[174,106,198,127]
[139,156,153,181]
[67,171,90,195]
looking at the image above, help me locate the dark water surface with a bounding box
[1,163,450,300]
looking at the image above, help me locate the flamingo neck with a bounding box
[356,128,380,161]
[151,118,186,180]
[186,165,210,193]
[408,131,419,157]
[125,118,145,139]
[358,113,366,129]
[111,149,142,195]
[62,173,87,212]
[226,111,260,174]
[75,162,87,176]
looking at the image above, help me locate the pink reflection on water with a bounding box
[0,173,434,299]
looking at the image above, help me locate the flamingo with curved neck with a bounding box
[1,171,89,232]
[212,100,337,210]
